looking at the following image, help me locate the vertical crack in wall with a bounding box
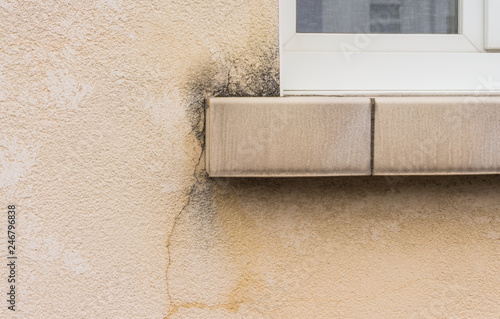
[165,154,205,318]
[165,92,208,317]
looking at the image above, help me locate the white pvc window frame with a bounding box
[280,0,500,96]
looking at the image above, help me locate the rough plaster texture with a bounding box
[0,1,499,319]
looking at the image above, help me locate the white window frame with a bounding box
[280,0,500,96]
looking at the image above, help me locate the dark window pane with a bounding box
[297,0,459,34]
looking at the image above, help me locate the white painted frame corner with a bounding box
[280,0,500,95]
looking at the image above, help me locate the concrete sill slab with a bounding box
[374,96,500,175]
[206,97,372,177]
[206,96,500,177]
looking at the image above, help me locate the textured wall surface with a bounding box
[0,1,499,319]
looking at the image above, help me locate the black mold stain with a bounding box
[183,45,280,214]
[185,46,280,147]
[166,45,279,314]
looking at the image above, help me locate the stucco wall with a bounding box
[0,1,499,318]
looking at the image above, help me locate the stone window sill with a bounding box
[206,96,500,177]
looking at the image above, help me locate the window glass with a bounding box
[297,0,458,34]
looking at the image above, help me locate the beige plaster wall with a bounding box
[0,1,499,318]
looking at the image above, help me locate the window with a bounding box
[280,0,500,95]
[297,0,458,34]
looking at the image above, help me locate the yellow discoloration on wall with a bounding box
[167,177,500,318]
[1,0,500,318]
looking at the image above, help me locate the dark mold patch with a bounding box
[166,45,280,316]
[185,46,280,146]
[181,44,280,221]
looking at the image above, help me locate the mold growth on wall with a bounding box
[186,46,280,144]
[165,45,279,317]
